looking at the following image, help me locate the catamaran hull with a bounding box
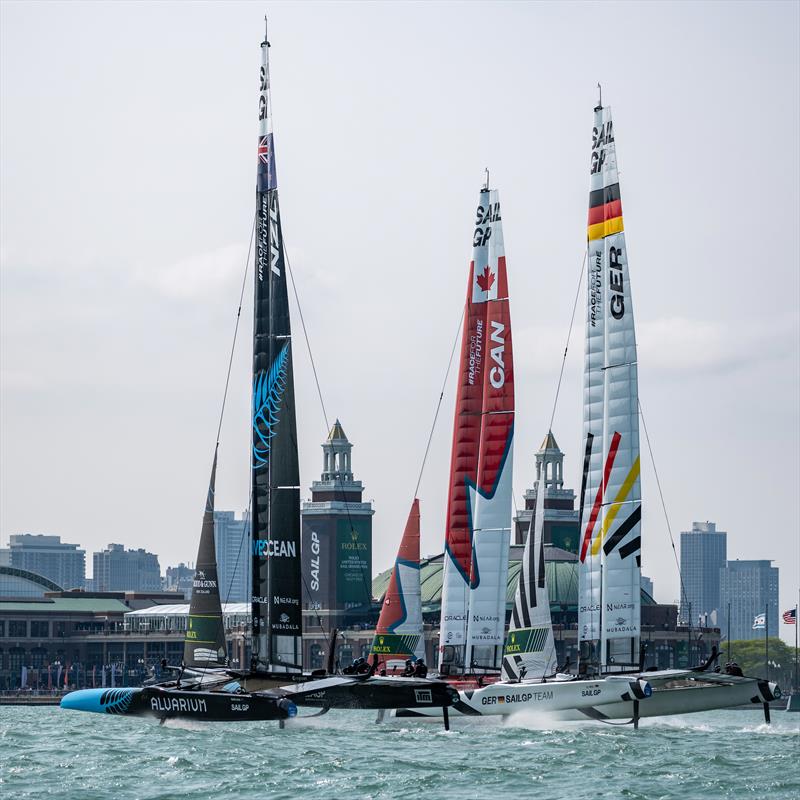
[60,686,296,722]
[279,675,459,710]
[395,676,650,719]
[559,675,781,722]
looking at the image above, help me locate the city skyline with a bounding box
[1,2,798,646]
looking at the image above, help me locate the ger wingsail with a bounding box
[577,102,642,672]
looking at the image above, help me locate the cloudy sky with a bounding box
[2,1,798,642]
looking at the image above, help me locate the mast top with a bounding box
[262,15,270,48]
[595,82,603,112]
[482,167,490,193]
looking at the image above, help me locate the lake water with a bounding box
[2,705,797,799]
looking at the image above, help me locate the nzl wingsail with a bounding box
[502,474,557,682]
[577,102,642,674]
[439,184,514,677]
[370,499,426,668]
[249,22,303,676]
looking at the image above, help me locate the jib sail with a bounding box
[578,102,642,671]
[502,469,556,681]
[250,28,302,674]
[370,499,425,666]
[184,447,228,668]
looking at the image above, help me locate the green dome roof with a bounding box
[372,550,655,613]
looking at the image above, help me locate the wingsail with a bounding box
[440,186,514,675]
[250,31,302,674]
[578,103,641,671]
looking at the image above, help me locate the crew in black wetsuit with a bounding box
[413,660,428,678]
[402,660,415,677]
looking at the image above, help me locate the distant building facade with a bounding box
[679,521,727,626]
[92,544,161,593]
[3,535,86,591]
[720,559,779,641]
[301,421,374,630]
[641,575,654,599]
[163,563,195,599]
[514,432,580,553]
[214,511,250,604]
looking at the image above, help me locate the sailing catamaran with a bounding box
[61,23,457,724]
[397,99,781,725]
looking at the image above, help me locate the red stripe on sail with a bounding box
[444,273,487,579]
[579,431,622,562]
[587,199,623,226]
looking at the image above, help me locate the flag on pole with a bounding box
[752,613,766,630]
[21,666,28,688]
[783,608,797,624]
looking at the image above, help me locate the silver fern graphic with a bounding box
[252,341,290,469]
[100,689,135,715]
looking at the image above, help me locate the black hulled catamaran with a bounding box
[62,23,456,725]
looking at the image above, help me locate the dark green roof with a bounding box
[0,597,130,614]
[373,552,656,612]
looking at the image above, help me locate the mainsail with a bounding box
[184,447,227,668]
[578,102,642,671]
[250,29,302,673]
[502,474,556,681]
[439,185,514,674]
[370,499,425,665]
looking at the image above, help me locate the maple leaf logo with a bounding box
[476,265,495,293]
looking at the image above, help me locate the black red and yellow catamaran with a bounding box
[61,22,456,726]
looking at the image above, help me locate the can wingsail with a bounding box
[370,499,425,666]
[502,473,556,681]
[439,185,514,675]
[250,28,302,674]
[578,102,641,671]
[183,447,227,668]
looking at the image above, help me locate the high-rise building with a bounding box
[641,575,654,599]
[92,544,161,592]
[301,421,374,627]
[720,559,779,642]
[213,511,250,603]
[163,563,195,599]
[679,521,727,625]
[514,432,580,553]
[5,534,86,591]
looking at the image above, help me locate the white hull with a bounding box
[394,671,780,723]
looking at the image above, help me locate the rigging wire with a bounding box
[413,305,465,498]
[215,213,257,446]
[547,250,587,435]
[638,398,692,624]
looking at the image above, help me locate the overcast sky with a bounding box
[2,1,798,643]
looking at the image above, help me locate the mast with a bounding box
[502,471,556,682]
[439,184,514,675]
[370,499,425,667]
[578,101,642,672]
[250,23,302,674]
[183,446,227,668]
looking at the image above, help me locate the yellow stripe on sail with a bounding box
[591,457,640,557]
[587,215,624,241]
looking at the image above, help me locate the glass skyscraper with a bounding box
[720,559,780,642]
[679,521,727,626]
